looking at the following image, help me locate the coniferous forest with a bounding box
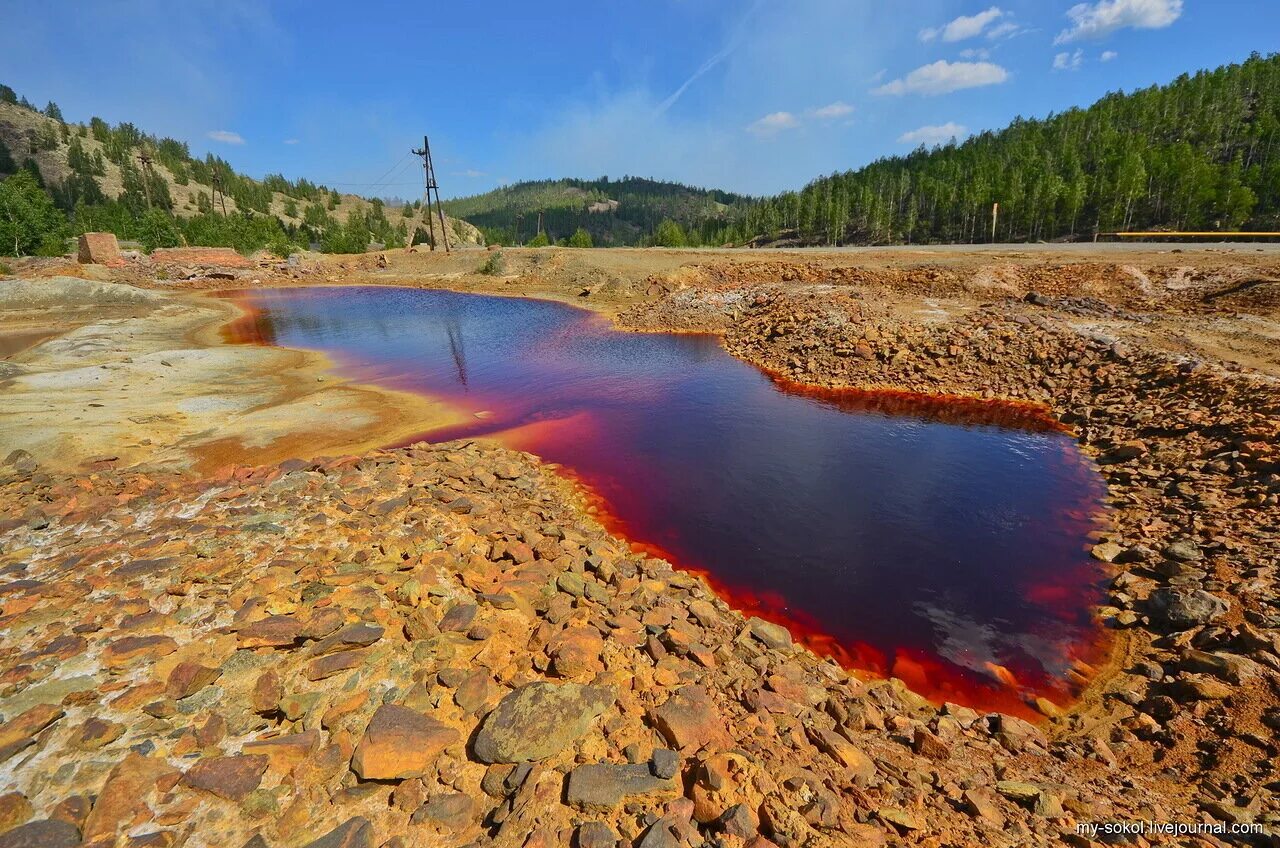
[733,52,1280,245]
[2,52,1280,255]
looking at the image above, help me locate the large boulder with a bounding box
[472,681,614,763]
[77,232,125,267]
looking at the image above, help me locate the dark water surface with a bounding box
[225,286,1107,715]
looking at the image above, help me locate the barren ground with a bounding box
[0,243,1277,848]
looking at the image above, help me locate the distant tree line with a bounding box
[443,176,753,247]
[735,51,1280,245]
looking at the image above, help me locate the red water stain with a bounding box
[218,287,1112,721]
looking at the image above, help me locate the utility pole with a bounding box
[137,150,155,210]
[211,166,228,216]
[410,135,450,253]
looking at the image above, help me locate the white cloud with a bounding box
[898,122,969,145]
[1055,0,1182,43]
[206,129,244,145]
[873,60,1009,96]
[985,20,1024,40]
[282,138,299,145]
[807,101,854,120]
[1100,50,1119,61]
[746,111,800,136]
[919,6,1004,42]
[1053,49,1085,71]
[454,169,486,178]
[959,47,992,60]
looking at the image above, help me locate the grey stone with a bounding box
[566,762,678,809]
[0,820,81,848]
[650,748,679,779]
[1148,588,1229,630]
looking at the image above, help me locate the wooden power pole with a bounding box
[137,150,155,210]
[211,166,228,216]
[411,135,450,253]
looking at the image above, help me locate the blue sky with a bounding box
[3,0,1275,198]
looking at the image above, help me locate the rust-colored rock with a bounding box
[350,705,459,780]
[182,755,269,801]
[77,232,125,267]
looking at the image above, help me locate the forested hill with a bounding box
[442,178,754,247]
[0,86,479,257]
[737,51,1280,246]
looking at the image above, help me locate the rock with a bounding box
[1091,541,1125,562]
[557,572,586,597]
[306,651,366,681]
[807,727,875,779]
[876,807,921,832]
[912,726,951,760]
[547,626,605,677]
[1148,588,1229,630]
[102,635,178,667]
[438,603,477,633]
[962,787,1004,825]
[410,793,474,830]
[302,817,373,848]
[566,763,678,810]
[0,794,32,832]
[0,704,63,762]
[996,780,1042,806]
[72,717,124,750]
[651,748,679,780]
[236,615,302,648]
[351,704,460,780]
[575,821,619,848]
[650,685,730,752]
[77,232,125,267]
[1163,540,1203,562]
[82,754,175,841]
[746,617,792,651]
[0,820,81,848]
[166,662,221,700]
[720,804,759,838]
[312,623,383,656]
[182,755,269,801]
[472,681,614,764]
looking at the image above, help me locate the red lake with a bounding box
[224,286,1109,718]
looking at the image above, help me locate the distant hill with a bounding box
[442,177,754,247]
[741,51,1280,246]
[0,87,480,256]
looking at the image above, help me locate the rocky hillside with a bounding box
[0,95,481,250]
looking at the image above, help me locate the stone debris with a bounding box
[2,252,1279,844]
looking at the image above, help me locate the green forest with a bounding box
[0,84,410,258]
[3,51,1280,256]
[731,51,1280,245]
[442,177,754,247]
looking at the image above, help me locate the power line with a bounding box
[411,135,450,253]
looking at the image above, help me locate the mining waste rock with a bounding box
[2,248,1280,845]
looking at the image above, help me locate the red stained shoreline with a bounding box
[217,287,1112,721]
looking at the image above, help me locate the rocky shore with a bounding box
[1,245,1279,846]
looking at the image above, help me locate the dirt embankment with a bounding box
[1,245,1279,847]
